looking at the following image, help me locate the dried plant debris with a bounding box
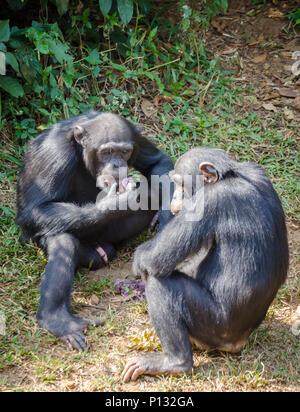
[115,278,146,300]
[128,328,161,352]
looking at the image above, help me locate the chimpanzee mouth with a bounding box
[117,177,133,193]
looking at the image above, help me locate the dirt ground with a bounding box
[0,0,299,392]
[208,0,300,125]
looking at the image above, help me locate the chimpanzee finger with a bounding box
[107,182,118,196]
[61,335,74,351]
[148,212,159,233]
[73,332,88,350]
[122,363,145,382]
[61,333,87,351]
[131,366,145,381]
[120,360,134,378]
[121,362,138,383]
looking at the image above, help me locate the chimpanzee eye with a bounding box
[183,183,193,198]
[100,150,111,160]
[122,150,131,159]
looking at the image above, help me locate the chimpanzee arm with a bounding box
[22,188,139,239]
[132,133,174,229]
[133,196,215,278]
[17,129,140,239]
[133,133,173,178]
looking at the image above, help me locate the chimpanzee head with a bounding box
[71,113,139,191]
[169,147,236,215]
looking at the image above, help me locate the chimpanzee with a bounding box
[16,111,173,350]
[122,147,289,382]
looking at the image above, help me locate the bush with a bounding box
[0,0,228,138]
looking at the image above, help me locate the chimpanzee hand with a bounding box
[132,251,148,278]
[149,209,174,233]
[37,304,106,351]
[96,180,139,214]
[132,241,158,278]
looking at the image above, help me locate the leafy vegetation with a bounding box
[288,8,300,25]
[0,1,230,133]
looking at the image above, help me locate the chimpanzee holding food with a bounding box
[16,111,173,350]
[122,147,289,382]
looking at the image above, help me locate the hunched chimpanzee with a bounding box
[122,147,289,382]
[16,111,173,350]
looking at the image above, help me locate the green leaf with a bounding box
[36,41,50,55]
[6,0,28,12]
[92,66,100,77]
[137,0,150,15]
[144,71,155,81]
[87,96,101,103]
[0,152,22,165]
[0,20,10,43]
[63,74,73,88]
[99,0,112,16]
[148,27,157,41]
[38,108,51,116]
[48,41,73,64]
[5,52,19,73]
[17,48,40,84]
[32,81,43,94]
[0,76,24,97]
[55,0,69,16]
[117,0,134,25]
[85,49,101,65]
[110,62,126,71]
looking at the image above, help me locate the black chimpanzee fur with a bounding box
[16,111,173,350]
[122,147,289,382]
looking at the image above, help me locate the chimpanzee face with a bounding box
[72,114,136,192]
[169,159,219,215]
[94,142,134,190]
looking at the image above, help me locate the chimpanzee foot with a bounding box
[60,317,105,350]
[121,353,192,382]
[37,309,105,350]
[78,243,115,269]
[95,246,108,265]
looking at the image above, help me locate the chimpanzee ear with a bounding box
[199,162,219,184]
[73,125,87,146]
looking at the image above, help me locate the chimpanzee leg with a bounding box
[97,210,155,244]
[77,212,153,270]
[122,274,193,382]
[122,271,249,381]
[37,233,104,350]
